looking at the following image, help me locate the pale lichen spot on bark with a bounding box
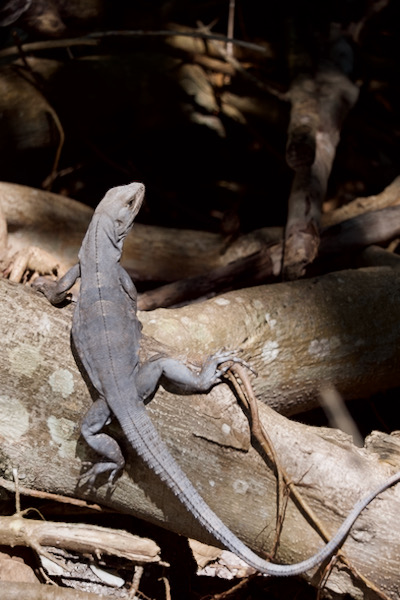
[261,340,280,364]
[47,415,76,458]
[178,316,212,345]
[146,317,185,346]
[37,313,52,335]
[308,336,340,358]
[8,344,41,377]
[221,423,231,436]
[0,396,29,442]
[214,297,230,306]
[233,479,249,495]
[49,368,74,398]
[309,338,330,357]
[265,313,277,329]
[252,299,263,310]
[198,313,210,324]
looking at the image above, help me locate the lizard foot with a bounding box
[32,276,73,306]
[209,349,257,382]
[78,460,123,492]
[192,349,256,389]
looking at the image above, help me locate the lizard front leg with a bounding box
[80,397,125,487]
[32,263,81,305]
[136,349,247,400]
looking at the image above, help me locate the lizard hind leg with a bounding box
[136,349,251,399]
[79,397,125,489]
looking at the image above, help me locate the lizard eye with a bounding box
[127,197,135,207]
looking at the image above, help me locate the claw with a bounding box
[211,348,257,377]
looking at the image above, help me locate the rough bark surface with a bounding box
[140,267,400,415]
[2,278,400,598]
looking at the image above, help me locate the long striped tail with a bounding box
[117,404,400,577]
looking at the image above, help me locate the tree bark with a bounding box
[140,267,400,415]
[2,277,400,598]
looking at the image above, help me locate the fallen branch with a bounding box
[283,30,359,279]
[0,28,268,62]
[320,204,400,254]
[0,513,162,565]
[321,175,400,228]
[2,278,400,597]
[4,264,400,417]
[2,178,400,304]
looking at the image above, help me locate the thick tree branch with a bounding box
[2,278,400,598]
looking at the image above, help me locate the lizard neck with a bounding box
[79,213,123,269]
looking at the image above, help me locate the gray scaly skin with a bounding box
[33,182,400,577]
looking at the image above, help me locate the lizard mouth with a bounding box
[130,186,145,216]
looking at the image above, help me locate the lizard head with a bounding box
[97,182,145,243]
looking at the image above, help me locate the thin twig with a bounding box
[319,384,364,447]
[159,576,171,600]
[0,29,268,61]
[0,476,104,511]
[128,565,144,598]
[226,0,236,60]
[225,364,286,556]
